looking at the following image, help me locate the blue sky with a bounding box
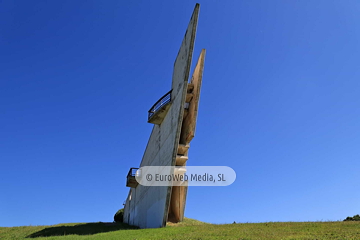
[1,0,360,227]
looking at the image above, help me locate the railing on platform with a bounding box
[148,90,172,120]
[126,168,139,188]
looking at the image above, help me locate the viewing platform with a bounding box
[126,168,139,188]
[148,90,172,124]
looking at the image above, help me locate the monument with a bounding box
[123,3,205,228]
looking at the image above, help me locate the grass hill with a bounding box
[1,218,359,239]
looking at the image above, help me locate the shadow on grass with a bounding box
[26,222,138,238]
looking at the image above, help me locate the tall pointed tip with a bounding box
[194,3,200,13]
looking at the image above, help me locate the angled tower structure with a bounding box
[123,4,205,228]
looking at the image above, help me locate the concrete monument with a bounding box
[123,3,205,228]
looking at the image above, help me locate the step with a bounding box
[177,144,190,155]
[176,155,188,165]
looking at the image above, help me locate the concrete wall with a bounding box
[123,4,200,229]
[170,49,206,222]
[180,49,206,145]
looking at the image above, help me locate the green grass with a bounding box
[1,218,359,239]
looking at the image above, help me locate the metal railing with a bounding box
[126,168,139,188]
[148,90,172,120]
[127,168,139,178]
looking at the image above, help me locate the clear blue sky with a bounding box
[1,0,360,227]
